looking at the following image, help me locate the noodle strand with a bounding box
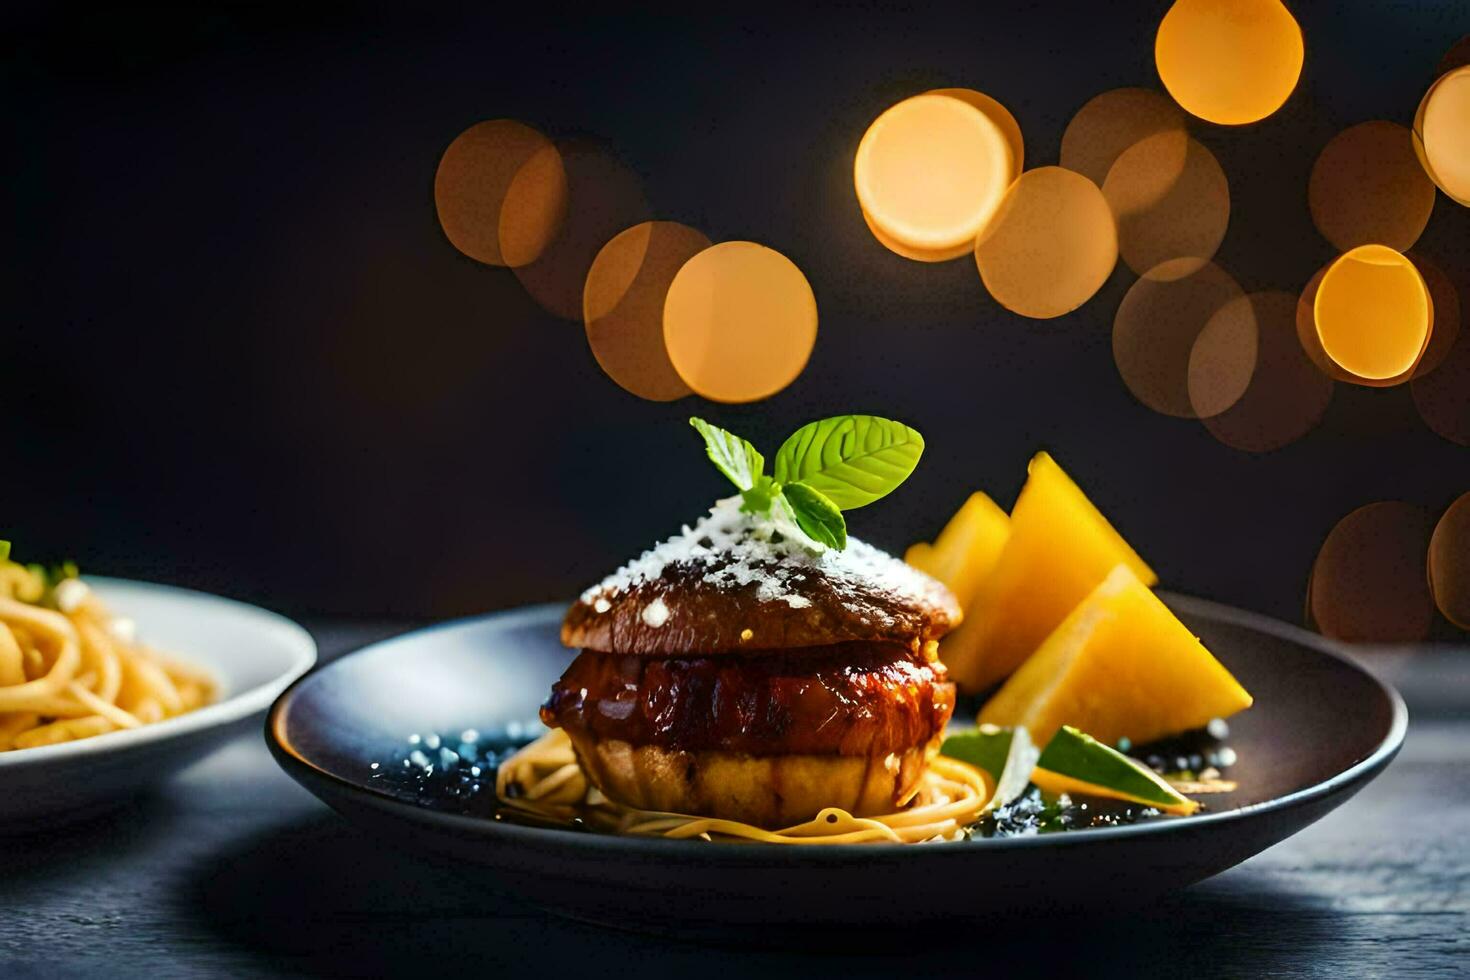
[0,569,216,752]
[496,729,990,845]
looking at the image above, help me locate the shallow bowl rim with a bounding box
[266,592,1406,861]
[0,576,317,770]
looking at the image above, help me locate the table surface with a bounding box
[2,622,1467,980]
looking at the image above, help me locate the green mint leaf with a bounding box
[739,475,778,514]
[772,415,924,510]
[774,490,800,527]
[0,541,9,563]
[690,417,763,492]
[782,482,847,550]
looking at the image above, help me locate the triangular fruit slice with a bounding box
[1032,726,1197,815]
[904,491,1011,616]
[943,452,1155,692]
[977,564,1252,747]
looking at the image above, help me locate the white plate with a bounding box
[0,577,315,830]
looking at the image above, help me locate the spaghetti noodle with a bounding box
[0,560,216,752]
[496,728,993,844]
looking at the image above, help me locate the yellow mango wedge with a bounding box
[943,452,1156,692]
[904,491,1011,615]
[978,565,1253,747]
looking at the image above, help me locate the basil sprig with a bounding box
[689,417,764,492]
[774,415,926,510]
[688,415,924,551]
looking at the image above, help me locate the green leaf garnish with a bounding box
[941,725,1015,783]
[690,417,763,491]
[773,415,924,510]
[0,541,9,563]
[739,475,778,515]
[941,724,1039,813]
[688,414,924,552]
[782,482,847,550]
[1034,725,1197,815]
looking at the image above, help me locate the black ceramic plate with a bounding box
[267,595,1405,936]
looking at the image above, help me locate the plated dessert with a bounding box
[495,415,1255,842]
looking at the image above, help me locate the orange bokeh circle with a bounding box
[973,167,1118,320]
[1313,244,1431,383]
[1310,501,1435,643]
[435,119,568,268]
[1429,493,1470,629]
[663,242,818,403]
[855,94,1014,254]
[1155,0,1304,125]
[1114,259,1247,418]
[583,221,711,401]
[1309,121,1436,252]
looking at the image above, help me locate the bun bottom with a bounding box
[565,731,942,827]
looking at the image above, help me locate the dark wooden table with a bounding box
[3,623,1466,979]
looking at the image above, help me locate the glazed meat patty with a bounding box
[541,642,955,758]
[547,499,966,825]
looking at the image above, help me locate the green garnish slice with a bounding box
[940,724,1039,813]
[1034,725,1198,815]
[689,415,923,551]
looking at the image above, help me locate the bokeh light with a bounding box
[928,88,1025,179]
[514,141,650,321]
[1114,259,1246,417]
[1294,262,1352,382]
[1060,87,1187,189]
[1294,255,1448,388]
[855,93,1013,255]
[1154,0,1304,125]
[1409,252,1462,378]
[1309,501,1435,643]
[1313,244,1430,382]
[1202,291,1333,451]
[1439,35,1470,75]
[1186,292,1259,419]
[1308,121,1436,252]
[1412,66,1470,206]
[1412,327,1470,447]
[856,86,1024,267]
[662,241,818,403]
[583,221,711,401]
[1429,493,1470,629]
[434,119,567,268]
[1102,130,1229,279]
[860,207,973,263]
[972,166,1117,319]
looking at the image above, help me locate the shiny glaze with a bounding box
[542,643,954,757]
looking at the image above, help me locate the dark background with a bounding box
[4,2,1468,625]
